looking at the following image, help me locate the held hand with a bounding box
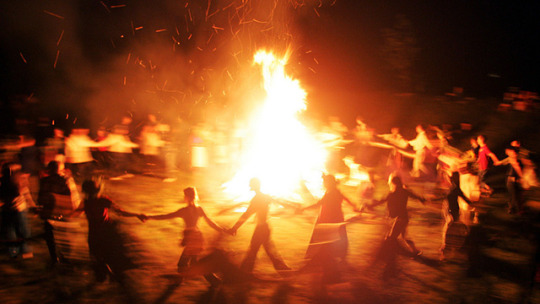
[226,227,237,236]
[137,214,148,223]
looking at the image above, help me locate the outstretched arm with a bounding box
[229,204,255,235]
[146,208,183,221]
[200,207,224,232]
[111,203,145,221]
[342,193,360,211]
[406,189,426,205]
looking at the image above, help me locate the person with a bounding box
[141,187,225,286]
[228,178,291,275]
[496,147,525,214]
[301,174,358,262]
[440,172,474,260]
[367,175,426,277]
[75,179,145,282]
[139,118,165,176]
[476,135,500,195]
[92,127,111,173]
[511,140,539,189]
[42,128,65,166]
[65,128,101,183]
[100,125,139,180]
[0,162,36,259]
[378,127,408,176]
[37,161,76,264]
[408,124,433,179]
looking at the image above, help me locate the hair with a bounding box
[322,174,338,189]
[82,179,101,197]
[389,175,403,188]
[505,146,519,154]
[249,178,261,191]
[183,187,198,203]
[46,161,59,175]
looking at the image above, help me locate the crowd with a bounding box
[0,112,538,298]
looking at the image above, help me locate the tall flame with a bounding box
[224,50,328,201]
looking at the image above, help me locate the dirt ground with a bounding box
[1,167,539,304]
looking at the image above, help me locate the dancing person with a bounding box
[142,187,225,286]
[476,135,500,195]
[75,179,144,282]
[301,174,358,262]
[65,128,101,183]
[440,172,474,260]
[100,125,139,180]
[367,175,426,277]
[496,147,525,214]
[37,161,75,264]
[378,127,408,176]
[408,124,434,180]
[139,119,165,176]
[0,162,36,259]
[228,178,291,275]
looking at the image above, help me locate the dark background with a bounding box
[1,0,538,132]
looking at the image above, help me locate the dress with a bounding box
[307,189,348,259]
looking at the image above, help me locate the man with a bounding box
[476,135,500,194]
[228,178,291,275]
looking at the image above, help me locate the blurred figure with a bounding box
[378,127,408,176]
[42,128,65,166]
[368,175,426,278]
[92,127,111,173]
[139,117,165,177]
[511,140,539,189]
[496,147,525,214]
[76,179,144,282]
[301,174,358,262]
[101,125,139,180]
[65,128,100,183]
[142,187,225,286]
[228,178,291,275]
[0,162,36,259]
[37,161,75,264]
[408,124,433,179]
[476,135,500,195]
[440,172,474,261]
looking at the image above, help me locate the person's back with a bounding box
[179,204,203,229]
[386,187,410,219]
[318,188,345,223]
[84,196,112,230]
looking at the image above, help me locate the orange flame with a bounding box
[224,50,328,201]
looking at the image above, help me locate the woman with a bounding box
[143,187,224,285]
[302,174,358,261]
[77,179,144,282]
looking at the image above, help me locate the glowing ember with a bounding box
[224,50,328,201]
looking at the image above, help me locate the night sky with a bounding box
[0,0,538,130]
